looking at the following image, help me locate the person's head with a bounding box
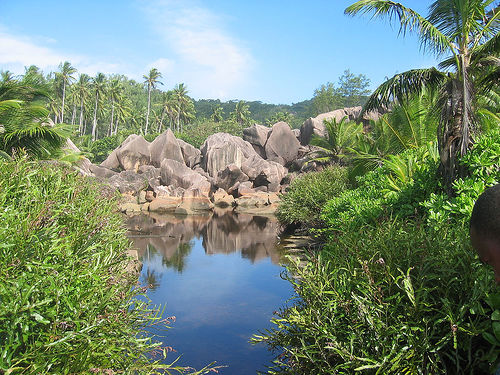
[470,184,500,283]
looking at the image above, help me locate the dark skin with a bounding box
[471,226,500,283]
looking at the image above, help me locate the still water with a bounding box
[126,211,293,374]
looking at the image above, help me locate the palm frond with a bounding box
[362,68,447,114]
[345,0,455,56]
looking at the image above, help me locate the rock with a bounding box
[298,107,382,146]
[243,124,270,158]
[100,149,121,170]
[116,135,151,171]
[175,188,214,215]
[145,190,155,202]
[237,182,256,196]
[216,164,249,191]
[177,139,202,168]
[160,159,211,194]
[265,122,300,166]
[108,170,150,194]
[89,164,117,178]
[200,133,258,178]
[64,139,93,176]
[149,129,184,167]
[138,190,147,204]
[153,185,174,197]
[241,154,287,187]
[119,202,142,213]
[149,196,182,213]
[234,192,281,214]
[212,188,235,208]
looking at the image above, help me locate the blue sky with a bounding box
[0,0,439,104]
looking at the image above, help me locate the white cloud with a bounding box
[141,0,254,99]
[0,27,134,78]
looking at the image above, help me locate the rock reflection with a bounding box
[126,211,283,271]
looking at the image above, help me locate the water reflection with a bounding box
[127,211,284,272]
[125,211,292,374]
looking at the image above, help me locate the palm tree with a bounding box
[231,100,251,126]
[172,83,194,132]
[0,79,70,158]
[211,104,224,122]
[90,73,106,141]
[346,0,500,189]
[57,62,77,124]
[73,74,90,136]
[143,68,162,135]
[309,116,364,164]
[113,98,131,135]
[107,78,123,136]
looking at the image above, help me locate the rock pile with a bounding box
[82,106,382,215]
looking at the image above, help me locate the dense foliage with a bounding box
[257,130,500,374]
[276,166,350,227]
[0,158,213,374]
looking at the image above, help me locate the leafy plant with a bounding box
[0,157,215,374]
[276,166,350,227]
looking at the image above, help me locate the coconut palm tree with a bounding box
[107,78,123,136]
[57,61,77,124]
[0,79,70,158]
[345,0,500,189]
[231,100,251,126]
[143,68,162,135]
[91,73,107,141]
[211,104,224,123]
[172,83,194,132]
[73,74,91,136]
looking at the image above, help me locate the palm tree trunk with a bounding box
[61,82,66,123]
[79,98,84,136]
[71,102,76,125]
[92,94,98,141]
[109,101,115,137]
[145,85,151,135]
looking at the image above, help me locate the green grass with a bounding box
[0,157,214,374]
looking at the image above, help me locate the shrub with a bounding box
[422,129,500,229]
[276,166,350,226]
[0,158,210,374]
[255,220,498,374]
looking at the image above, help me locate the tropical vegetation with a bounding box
[256,1,500,373]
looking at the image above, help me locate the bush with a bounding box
[259,131,500,374]
[0,158,208,374]
[276,166,350,226]
[255,220,497,374]
[422,129,500,229]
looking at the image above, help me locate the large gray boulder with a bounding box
[242,124,270,158]
[160,159,211,194]
[89,164,117,178]
[116,135,151,171]
[108,170,150,194]
[216,164,249,191]
[101,134,140,170]
[241,154,287,188]
[264,122,300,166]
[200,133,258,178]
[177,138,202,168]
[149,129,184,167]
[299,107,384,145]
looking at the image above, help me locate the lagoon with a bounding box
[126,211,293,374]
